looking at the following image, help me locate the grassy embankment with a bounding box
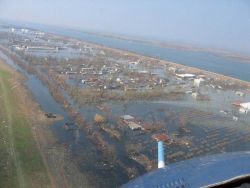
[0,66,50,187]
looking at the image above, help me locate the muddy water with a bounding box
[0,51,74,142]
[0,49,187,186]
[0,50,137,187]
[2,50,250,187]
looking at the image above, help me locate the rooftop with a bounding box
[152,133,169,142]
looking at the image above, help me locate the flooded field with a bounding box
[0,24,250,187]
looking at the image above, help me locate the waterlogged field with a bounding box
[0,25,250,187]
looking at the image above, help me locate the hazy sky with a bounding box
[0,0,250,55]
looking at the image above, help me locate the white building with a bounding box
[235,91,245,97]
[239,108,248,114]
[192,92,199,99]
[176,73,196,79]
[193,78,205,87]
[240,102,250,110]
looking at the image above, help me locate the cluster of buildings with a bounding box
[60,60,169,92]
[5,25,250,120]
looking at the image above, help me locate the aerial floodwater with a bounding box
[15,23,250,82]
[1,22,250,188]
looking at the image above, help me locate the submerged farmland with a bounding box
[0,25,250,187]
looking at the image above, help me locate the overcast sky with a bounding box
[0,0,250,55]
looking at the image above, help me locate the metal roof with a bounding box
[152,133,169,142]
[121,115,135,120]
[121,151,250,188]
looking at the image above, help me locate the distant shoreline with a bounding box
[71,30,250,64]
[2,22,250,86]
[2,20,250,63]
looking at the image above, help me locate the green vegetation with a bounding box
[0,68,49,188]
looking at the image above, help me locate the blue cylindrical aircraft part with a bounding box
[158,141,165,168]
